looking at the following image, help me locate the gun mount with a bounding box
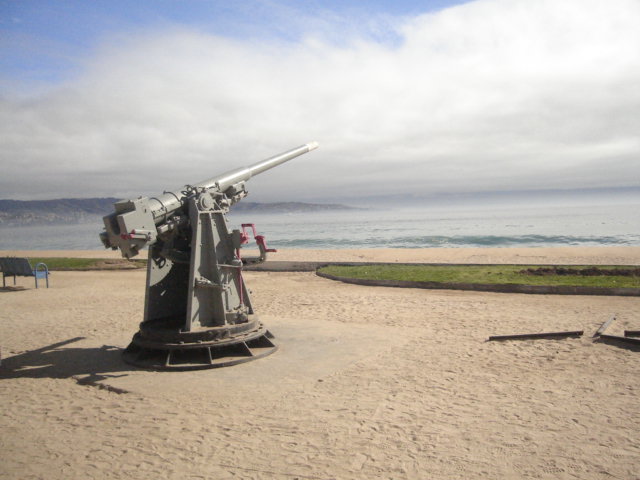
[100,142,318,370]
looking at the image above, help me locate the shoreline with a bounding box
[2,246,640,265]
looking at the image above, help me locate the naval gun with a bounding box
[100,142,318,370]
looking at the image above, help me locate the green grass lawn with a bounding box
[27,257,147,270]
[318,264,640,289]
[9,258,640,288]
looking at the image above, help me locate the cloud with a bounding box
[1,0,639,203]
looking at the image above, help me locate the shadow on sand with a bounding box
[0,337,135,392]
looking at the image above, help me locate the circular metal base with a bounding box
[122,318,277,370]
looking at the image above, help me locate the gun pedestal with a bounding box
[101,142,318,370]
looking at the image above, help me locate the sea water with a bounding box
[0,202,638,250]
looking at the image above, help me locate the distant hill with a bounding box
[0,198,120,226]
[0,198,357,226]
[231,201,356,213]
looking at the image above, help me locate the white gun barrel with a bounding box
[100,142,319,258]
[148,142,318,223]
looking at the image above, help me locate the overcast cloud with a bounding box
[1,0,639,203]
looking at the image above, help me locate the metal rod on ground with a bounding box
[593,314,616,338]
[487,331,584,342]
[599,334,640,348]
[624,330,640,337]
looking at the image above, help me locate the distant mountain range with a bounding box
[231,201,355,213]
[0,197,356,226]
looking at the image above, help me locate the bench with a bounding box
[0,257,49,288]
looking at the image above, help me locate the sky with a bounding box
[1,0,639,204]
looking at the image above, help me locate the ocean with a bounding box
[0,202,638,251]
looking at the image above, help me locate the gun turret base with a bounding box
[122,319,277,370]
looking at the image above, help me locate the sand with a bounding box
[4,245,640,265]
[1,248,639,479]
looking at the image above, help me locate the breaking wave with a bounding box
[274,234,640,249]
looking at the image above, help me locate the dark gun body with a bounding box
[99,142,319,370]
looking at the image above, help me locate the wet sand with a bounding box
[1,248,639,479]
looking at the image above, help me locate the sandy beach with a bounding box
[4,245,640,265]
[1,247,639,479]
